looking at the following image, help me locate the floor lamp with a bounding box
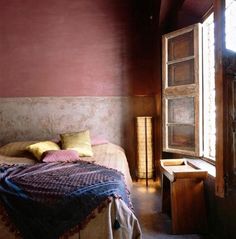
[136,116,154,187]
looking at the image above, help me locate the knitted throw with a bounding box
[0,161,131,239]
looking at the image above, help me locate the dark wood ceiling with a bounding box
[183,0,213,18]
[159,0,213,33]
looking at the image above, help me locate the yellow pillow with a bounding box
[26,141,60,160]
[60,130,93,157]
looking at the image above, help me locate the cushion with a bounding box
[0,141,38,157]
[0,154,36,166]
[42,150,80,163]
[60,130,93,157]
[91,137,109,146]
[26,141,60,160]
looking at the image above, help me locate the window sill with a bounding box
[186,158,216,177]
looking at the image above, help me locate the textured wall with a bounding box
[0,0,156,97]
[0,0,158,178]
[0,96,156,176]
[0,96,156,144]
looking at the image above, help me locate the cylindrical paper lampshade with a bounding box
[136,116,154,180]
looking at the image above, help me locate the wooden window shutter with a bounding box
[162,24,202,156]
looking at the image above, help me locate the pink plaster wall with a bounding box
[0,0,156,97]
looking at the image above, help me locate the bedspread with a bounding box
[0,161,132,239]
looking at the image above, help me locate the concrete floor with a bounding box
[131,180,209,239]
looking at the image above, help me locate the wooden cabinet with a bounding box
[160,159,208,234]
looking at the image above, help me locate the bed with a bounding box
[0,142,141,239]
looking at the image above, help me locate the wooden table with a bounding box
[160,159,208,234]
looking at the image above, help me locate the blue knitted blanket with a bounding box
[0,161,131,239]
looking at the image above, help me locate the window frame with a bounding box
[161,0,236,198]
[214,0,226,198]
[162,24,203,157]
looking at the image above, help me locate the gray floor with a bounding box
[131,180,208,239]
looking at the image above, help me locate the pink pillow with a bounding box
[91,137,109,146]
[42,150,80,163]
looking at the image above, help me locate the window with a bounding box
[162,16,216,161]
[162,24,202,157]
[162,2,236,197]
[203,13,216,160]
[162,2,236,196]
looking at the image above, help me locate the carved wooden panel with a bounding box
[168,125,195,151]
[168,31,194,61]
[224,53,236,186]
[168,97,195,124]
[168,59,195,86]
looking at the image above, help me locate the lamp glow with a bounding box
[136,116,154,186]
